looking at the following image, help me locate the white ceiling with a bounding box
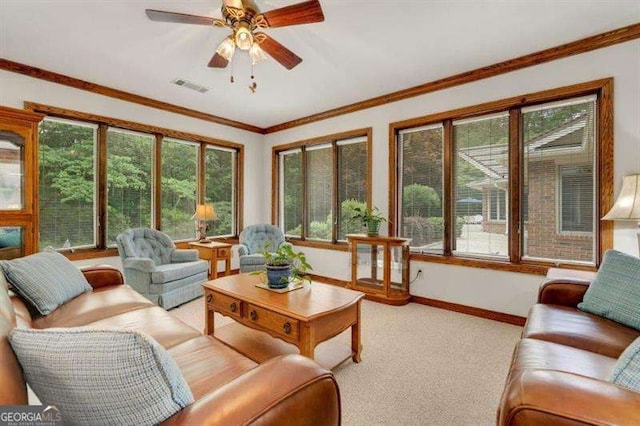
[1,1,639,129]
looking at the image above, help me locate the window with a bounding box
[337,138,368,240]
[280,149,303,237]
[398,125,444,253]
[453,113,509,258]
[205,146,236,237]
[306,144,333,241]
[274,130,371,245]
[39,118,97,249]
[559,165,594,233]
[522,96,596,264]
[106,128,154,246]
[34,104,243,255]
[488,189,507,221]
[391,80,612,270]
[0,133,24,210]
[161,138,198,241]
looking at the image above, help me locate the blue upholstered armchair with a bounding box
[115,228,209,309]
[238,224,288,273]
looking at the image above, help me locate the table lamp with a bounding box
[192,204,217,242]
[602,174,640,255]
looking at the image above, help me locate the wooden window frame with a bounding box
[388,79,613,275]
[272,128,372,251]
[25,102,244,260]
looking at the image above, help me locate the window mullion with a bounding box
[508,108,521,263]
[96,124,108,249]
[331,140,338,244]
[443,119,453,256]
[301,147,308,241]
[153,134,162,230]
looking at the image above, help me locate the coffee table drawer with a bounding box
[211,291,243,320]
[246,304,299,341]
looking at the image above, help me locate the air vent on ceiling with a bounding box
[171,78,209,94]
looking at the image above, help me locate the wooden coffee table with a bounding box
[204,273,365,370]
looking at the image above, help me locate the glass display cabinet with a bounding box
[347,234,411,305]
[0,106,44,259]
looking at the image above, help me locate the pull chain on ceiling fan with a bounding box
[146,0,324,72]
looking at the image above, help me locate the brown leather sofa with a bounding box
[498,279,640,425]
[0,265,341,425]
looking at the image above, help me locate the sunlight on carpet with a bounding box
[170,297,520,425]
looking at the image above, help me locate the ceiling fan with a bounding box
[145,0,324,71]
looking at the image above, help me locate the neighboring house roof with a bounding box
[460,113,590,190]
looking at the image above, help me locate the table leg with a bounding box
[211,252,218,280]
[299,324,315,360]
[205,307,215,336]
[225,255,231,276]
[351,301,362,363]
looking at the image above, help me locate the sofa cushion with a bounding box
[9,328,194,425]
[32,285,154,329]
[86,306,201,350]
[579,250,640,329]
[611,337,640,391]
[168,336,257,399]
[151,261,208,284]
[0,251,91,315]
[509,338,616,382]
[523,304,640,358]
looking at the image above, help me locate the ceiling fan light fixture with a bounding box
[234,26,253,50]
[249,43,267,65]
[216,36,236,61]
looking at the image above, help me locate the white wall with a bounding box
[264,40,640,317]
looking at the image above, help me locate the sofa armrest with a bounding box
[171,249,199,263]
[80,265,124,289]
[499,369,640,425]
[162,355,340,426]
[537,279,591,307]
[122,258,156,273]
[237,244,249,257]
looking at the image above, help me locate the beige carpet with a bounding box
[170,297,521,425]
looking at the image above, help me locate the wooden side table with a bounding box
[188,241,232,280]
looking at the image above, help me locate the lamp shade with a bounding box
[602,174,640,221]
[192,204,217,221]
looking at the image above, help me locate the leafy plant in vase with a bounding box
[252,243,313,289]
[352,206,387,237]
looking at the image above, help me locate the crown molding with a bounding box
[263,22,640,134]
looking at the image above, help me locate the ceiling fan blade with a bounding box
[145,9,216,25]
[261,0,324,28]
[256,33,302,70]
[208,52,230,68]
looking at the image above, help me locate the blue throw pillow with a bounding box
[9,328,194,425]
[0,250,92,315]
[611,336,640,391]
[579,250,640,329]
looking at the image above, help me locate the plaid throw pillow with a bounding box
[579,250,640,330]
[611,337,640,391]
[9,328,194,425]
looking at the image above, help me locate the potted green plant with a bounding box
[352,206,387,236]
[252,243,313,289]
